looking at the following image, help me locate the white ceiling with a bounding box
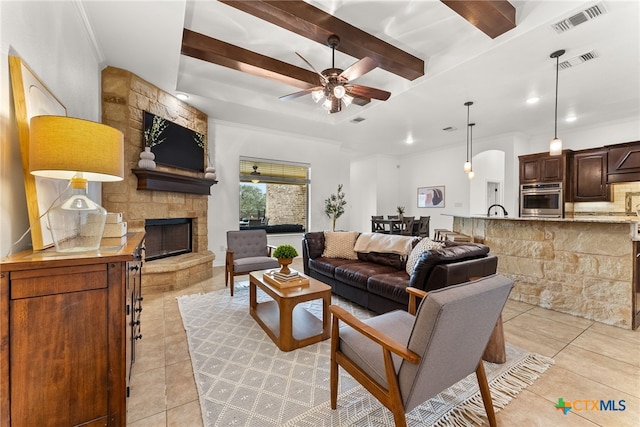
[82,0,640,156]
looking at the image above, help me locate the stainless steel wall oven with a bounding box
[520,182,563,218]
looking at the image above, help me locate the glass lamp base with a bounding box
[47,191,107,253]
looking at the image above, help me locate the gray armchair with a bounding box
[225,230,279,296]
[329,274,513,427]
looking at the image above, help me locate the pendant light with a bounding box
[549,49,565,156]
[468,122,475,180]
[463,101,473,173]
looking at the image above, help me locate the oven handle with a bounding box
[521,189,562,195]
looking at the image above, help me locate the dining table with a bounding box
[371,218,417,235]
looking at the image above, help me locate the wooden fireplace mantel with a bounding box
[132,168,218,195]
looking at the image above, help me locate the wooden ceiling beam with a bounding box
[181,28,319,90]
[219,0,424,81]
[440,0,516,39]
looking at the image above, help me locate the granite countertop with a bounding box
[451,214,639,224]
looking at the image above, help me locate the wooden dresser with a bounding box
[0,232,144,427]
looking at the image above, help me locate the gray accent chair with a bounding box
[329,274,514,427]
[225,230,279,296]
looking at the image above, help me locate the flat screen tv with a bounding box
[143,111,205,172]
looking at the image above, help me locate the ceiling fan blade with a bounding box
[296,52,327,83]
[279,86,323,101]
[340,57,378,81]
[347,84,391,101]
[351,97,371,106]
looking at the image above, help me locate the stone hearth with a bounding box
[100,66,214,293]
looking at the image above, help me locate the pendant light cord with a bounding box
[554,55,559,139]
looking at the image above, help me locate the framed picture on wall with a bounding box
[9,55,68,250]
[418,186,445,208]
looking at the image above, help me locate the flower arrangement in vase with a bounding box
[139,115,168,169]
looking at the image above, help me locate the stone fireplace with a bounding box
[145,218,193,261]
[100,66,214,294]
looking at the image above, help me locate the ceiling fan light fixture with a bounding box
[333,84,346,99]
[250,165,261,183]
[342,94,354,107]
[321,98,332,111]
[311,90,324,103]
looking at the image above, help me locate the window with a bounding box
[239,157,310,233]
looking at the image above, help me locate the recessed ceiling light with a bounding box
[566,115,577,122]
[526,97,539,104]
[176,93,189,100]
[405,133,415,144]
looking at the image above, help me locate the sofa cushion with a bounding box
[304,232,325,259]
[308,257,360,278]
[405,237,445,275]
[367,271,412,304]
[335,262,398,290]
[409,243,490,290]
[322,231,359,259]
[357,251,405,270]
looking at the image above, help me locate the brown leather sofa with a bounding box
[302,231,498,313]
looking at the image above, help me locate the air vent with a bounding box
[442,126,457,132]
[350,117,366,123]
[552,2,607,33]
[558,50,598,70]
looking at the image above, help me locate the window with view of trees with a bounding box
[239,158,310,233]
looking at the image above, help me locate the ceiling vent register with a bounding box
[552,3,607,33]
[558,51,599,70]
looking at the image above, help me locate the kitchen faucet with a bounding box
[487,204,508,217]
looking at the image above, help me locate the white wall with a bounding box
[528,117,640,153]
[209,121,351,266]
[1,1,101,256]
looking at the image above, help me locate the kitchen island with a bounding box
[451,215,639,329]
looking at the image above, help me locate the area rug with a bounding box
[177,283,553,427]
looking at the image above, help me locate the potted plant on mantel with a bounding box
[139,115,167,169]
[272,244,299,275]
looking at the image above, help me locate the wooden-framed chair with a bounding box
[400,216,415,236]
[225,229,279,296]
[417,216,430,237]
[329,274,513,427]
[371,215,386,233]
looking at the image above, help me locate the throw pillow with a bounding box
[322,231,359,260]
[405,237,445,275]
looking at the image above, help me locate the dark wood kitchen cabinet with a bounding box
[519,151,570,184]
[572,148,611,202]
[0,232,144,427]
[607,141,640,183]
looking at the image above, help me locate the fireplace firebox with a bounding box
[145,218,192,261]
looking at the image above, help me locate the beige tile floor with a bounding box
[127,260,639,426]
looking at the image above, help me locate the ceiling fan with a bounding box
[279,35,391,114]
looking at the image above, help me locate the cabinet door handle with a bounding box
[130,265,140,271]
[134,334,143,340]
[137,296,144,302]
[130,320,141,326]
[135,306,143,313]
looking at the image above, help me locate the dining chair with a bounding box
[400,216,415,236]
[225,229,280,296]
[417,216,430,237]
[371,215,386,233]
[387,215,401,233]
[329,274,514,427]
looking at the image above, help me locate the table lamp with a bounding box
[29,115,124,252]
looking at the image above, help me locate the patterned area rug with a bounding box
[178,283,553,427]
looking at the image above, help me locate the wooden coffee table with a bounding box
[249,270,332,352]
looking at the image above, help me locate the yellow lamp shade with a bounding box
[29,115,124,181]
